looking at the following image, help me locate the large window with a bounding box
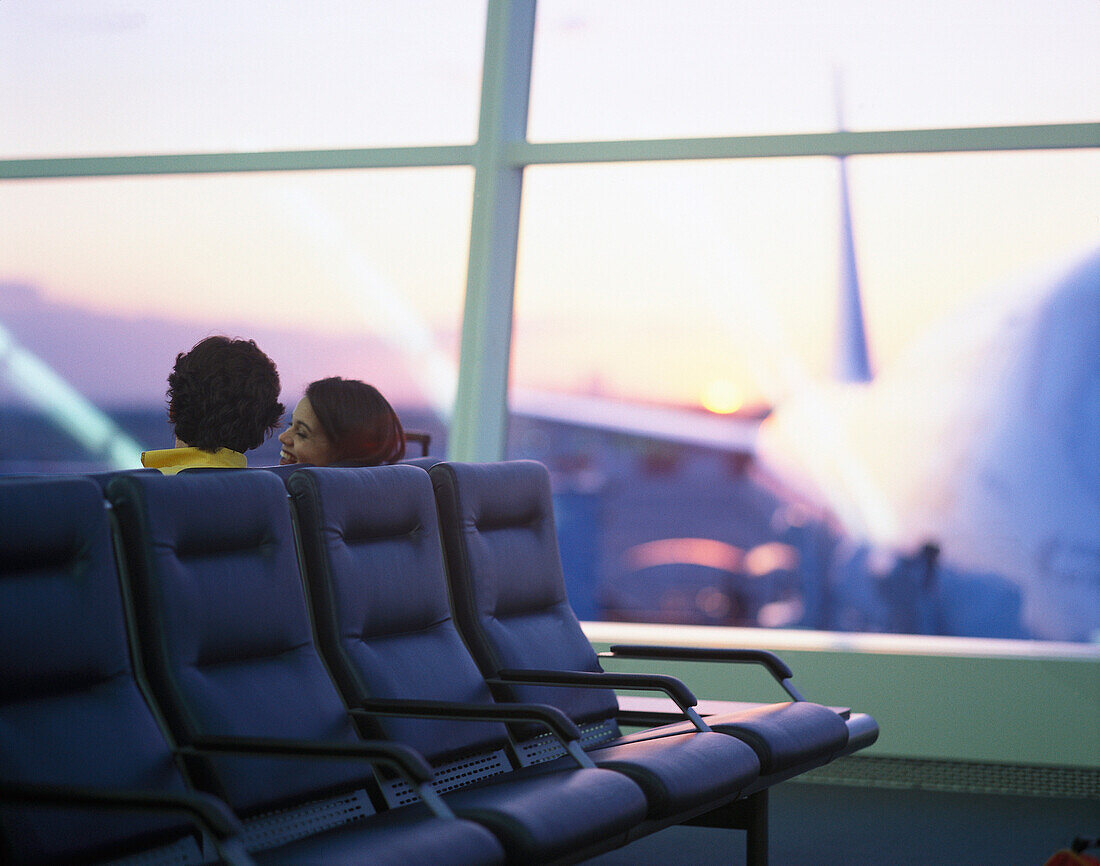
[0,168,471,466]
[2,0,1097,643]
[508,150,1100,642]
[513,151,1100,405]
[0,2,487,157]
[528,0,1100,139]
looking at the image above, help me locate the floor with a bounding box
[582,782,1098,865]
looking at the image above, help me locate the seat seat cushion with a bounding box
[535,731,760,819]
[631,701,851,775]
[443,766,647,863]
[255,804,506,866]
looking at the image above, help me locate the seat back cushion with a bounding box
[107,471,370,816]
[400,456,445,470]
[0,478,192,864]
[288,466,509,765]
[430,461,620,726]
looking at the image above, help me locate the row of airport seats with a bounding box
[0,459,877,865]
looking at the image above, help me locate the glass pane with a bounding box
[0,168,472,468]
[530,0,1100,141]
[509,150,1100,643]
[0,1,486,158]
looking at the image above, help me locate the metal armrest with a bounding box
[602,644,806,701]
[491,668,711,733]
[405,431,431,456]
[183,734,451,819]
[0,779,252,866]
[186,735,434,783]
[351,697,594,769]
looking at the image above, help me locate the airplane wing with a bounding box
[509,387,761,454]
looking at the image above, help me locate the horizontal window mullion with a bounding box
[506,122,1100,166]
[0,145,476,181]
[3,122,1097,181]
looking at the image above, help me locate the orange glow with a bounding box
[701,379,744,415]
[624,538,744,573]
[744,542,800,577]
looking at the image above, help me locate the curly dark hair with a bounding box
[305,377,405,466]
[167,336,284,453]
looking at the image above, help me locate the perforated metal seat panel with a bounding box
[516,719,622,766]
[377,750,511,808]
[239,789,375,852]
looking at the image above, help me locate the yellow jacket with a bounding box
[140,447,246,475]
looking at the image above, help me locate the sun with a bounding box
[700,379,744,415]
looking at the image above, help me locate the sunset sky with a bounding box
[1,0,1098,412]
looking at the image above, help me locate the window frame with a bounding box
[1,0,1097,462]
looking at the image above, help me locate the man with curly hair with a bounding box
[141,336,284,475]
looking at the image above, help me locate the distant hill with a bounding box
[0,280,432,408]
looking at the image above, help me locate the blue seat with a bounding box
[399,455,446,470]
[251,463,309,478]
[179,463,307,481]
[261,456,440,477]
[85,466,161,489]
[1,474,505,865]
[285,466,759,845]
[108,469,644,864]
[0,476,249,865]
[429,460,878,861]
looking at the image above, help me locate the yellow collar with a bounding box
[140,446,247,475]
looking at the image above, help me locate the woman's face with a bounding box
[278,396,337,466]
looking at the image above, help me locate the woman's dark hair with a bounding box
[167,336,284,453]
[305,377,405,466]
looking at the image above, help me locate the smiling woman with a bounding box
[279,396,335,467]
[279,378,405,468]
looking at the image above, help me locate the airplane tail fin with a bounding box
[833,72,873,383]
